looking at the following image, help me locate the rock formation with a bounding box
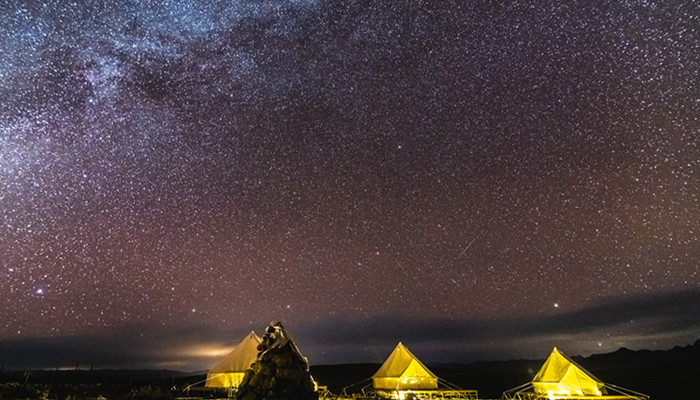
[234,322,318,400]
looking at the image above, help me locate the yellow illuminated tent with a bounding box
[503,347,648,400]
[533,347,605,397]
[205,331,261,389]
[372,342,438,390]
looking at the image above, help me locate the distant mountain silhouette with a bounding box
[568,340,700,400]
[0,368,192,386]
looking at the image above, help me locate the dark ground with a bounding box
[1,341,697,400]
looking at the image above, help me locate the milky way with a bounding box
[1,0,698,370]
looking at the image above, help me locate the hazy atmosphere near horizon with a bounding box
[1,0,698,372]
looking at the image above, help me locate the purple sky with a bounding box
[1,0,698,371]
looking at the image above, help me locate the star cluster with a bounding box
[0,0,698,369]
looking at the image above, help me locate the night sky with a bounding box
[1,0,698,371]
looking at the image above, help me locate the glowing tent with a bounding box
[503,347,649,400]
[372,342,438,390]
[205,331,261,389]
[532,347,605,397]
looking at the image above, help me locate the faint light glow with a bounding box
[175,343,234,358]
[554,303,559,308]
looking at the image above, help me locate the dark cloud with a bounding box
[1,289,697,370]
[303,287,700,343]
[0,322,238,370]
[296,288,700,363]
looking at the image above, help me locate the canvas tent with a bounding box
[503,347,648,400]
[205,331,261,389]
[532,347,605,397]
[372,342,438,390]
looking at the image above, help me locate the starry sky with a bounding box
[1,0,698,371]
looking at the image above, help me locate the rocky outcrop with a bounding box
[234,322,317,400]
